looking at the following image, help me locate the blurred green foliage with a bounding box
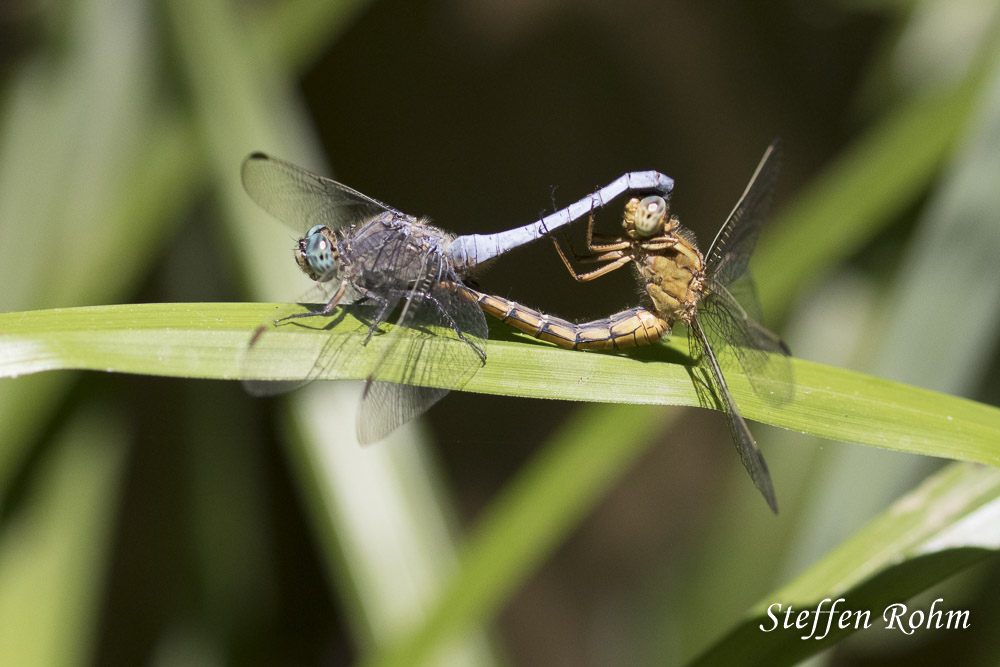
[1,0,999,666]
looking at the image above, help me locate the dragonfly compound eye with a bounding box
[298,224,340,281]
[634,196,667,237]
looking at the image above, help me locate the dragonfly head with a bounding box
[624,196,674,239]
[297,225,341,282]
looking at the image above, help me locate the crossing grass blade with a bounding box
[688,461,1000,666]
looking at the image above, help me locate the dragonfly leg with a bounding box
[351,284,393,344]
[276,281,349,324]
[542,201,629,257]
[569,255,633,281]
[563,210,631,256]
[575,250,630,266]
[638,234,680,251]
[413,290,487,362]
[550,231,633,282]
[545,205,634,278]
[583,209,632,253]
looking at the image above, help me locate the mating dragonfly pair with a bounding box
[240,143,790,512]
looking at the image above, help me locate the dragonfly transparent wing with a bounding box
[243,251,487,443]
[699,139,792,402]
[356,258,488,444]
[241,153,405,235]
[689,317,778,513]
[703,140,782,290]
[240,279,379,396]
[699,281,792,403]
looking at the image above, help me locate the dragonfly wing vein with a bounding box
[699,284,793,403]
[356,252,487,443]
[704,140,782,289]
[241,153,403,235]
[690,317,778,513]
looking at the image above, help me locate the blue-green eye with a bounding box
[301,225,339,280]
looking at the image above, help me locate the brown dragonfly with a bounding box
[470,142,790,512]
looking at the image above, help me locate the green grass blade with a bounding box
[0,302,996,466]
[689,461,1000,666]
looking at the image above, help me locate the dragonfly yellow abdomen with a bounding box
[471,290,670,351]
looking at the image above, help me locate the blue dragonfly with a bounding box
[240,153,673,442]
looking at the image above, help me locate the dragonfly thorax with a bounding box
[641,229,705,324]
[297,224,341,282]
